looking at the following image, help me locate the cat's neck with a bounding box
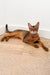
[30,33,39,38]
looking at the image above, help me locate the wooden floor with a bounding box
[0,36,50,75]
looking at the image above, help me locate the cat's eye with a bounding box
[30,28,33,30]
[35,27,37,30]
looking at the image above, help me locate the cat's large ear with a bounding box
[36,22,39,28]
[28,23,32,29]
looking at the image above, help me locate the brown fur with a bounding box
[1,23,49,51]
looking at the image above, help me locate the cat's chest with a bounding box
[31,34,38,38]
[25,33,40,42]
[29,34,40,42]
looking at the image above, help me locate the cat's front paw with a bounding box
[45,47,49,52]
[34,44,39,48]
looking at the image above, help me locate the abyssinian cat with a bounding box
[1,22,49,51]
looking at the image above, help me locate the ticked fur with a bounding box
[1,22,49,51]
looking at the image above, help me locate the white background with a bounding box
[0,0,50,31]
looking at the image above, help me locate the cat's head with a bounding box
[28,22,39,35]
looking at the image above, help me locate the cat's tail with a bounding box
[38,40,49,51]
[6,24,11,33]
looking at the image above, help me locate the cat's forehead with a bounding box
[32,25,37,28]
[33,26,35,27]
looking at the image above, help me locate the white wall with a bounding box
[0,0,50,38]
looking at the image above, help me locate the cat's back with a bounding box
[14,30,29,34]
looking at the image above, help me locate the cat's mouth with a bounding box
[30,31,38,35]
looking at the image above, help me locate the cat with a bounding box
[1,22,49,51]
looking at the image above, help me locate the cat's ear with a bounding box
[36,22,39,28]
[28,23,32,29]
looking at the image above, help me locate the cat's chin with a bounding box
[30,31,38,35]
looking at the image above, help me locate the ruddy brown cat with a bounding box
[1,22,49,51]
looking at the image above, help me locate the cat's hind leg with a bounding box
[6,36,10,41]
[1,33,17,41]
